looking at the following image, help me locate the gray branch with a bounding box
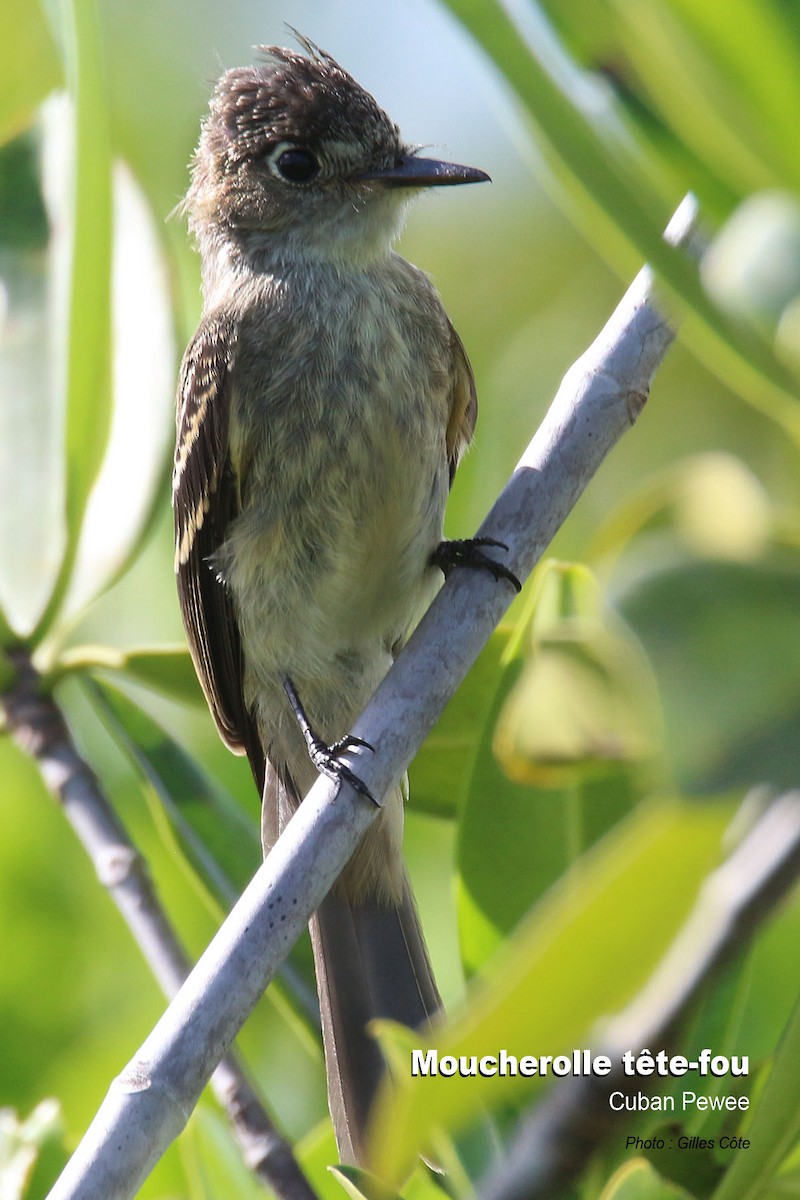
[43,194,699,1199]
[477,791,800,1200]
[1,650,317,1200]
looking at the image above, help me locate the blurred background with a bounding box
[2,0,800,1196]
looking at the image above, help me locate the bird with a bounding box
[173,36,515,1165]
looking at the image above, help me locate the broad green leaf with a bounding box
[442,0,800,441]
[713,998,800,1200]
[458,760,640,975]
[410,627,512,817]
[456,653,532,973]
[63,162,175,619]
[0,5,61,144]
[59,0,112,549]
[371,1018,504,1191]
[493,565,661,784]
[1,81,172,634]
[81,677,259,906]
[53,644,204,708]
[636,1122,725,1198]
[496,637,658,778]
[458,563,651,973]
[302,1127,452,1200]
[0,127,65,635]
[606,2,788,196]
[600,1158,694,1200]
[659,0,800,191]
[33,0,113,639]
[754,1170,800,1200]
[615,554,800,792]
[370,797,732,1181]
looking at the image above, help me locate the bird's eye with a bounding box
[272,146,320,184]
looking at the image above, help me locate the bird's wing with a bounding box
[173,312,266,791]
[444,318,478,486]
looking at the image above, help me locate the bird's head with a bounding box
[185,39,489,267]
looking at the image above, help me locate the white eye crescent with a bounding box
[268,141,320,184]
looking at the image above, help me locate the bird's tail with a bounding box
[311,875,441,1165]
[263,761,441,1165]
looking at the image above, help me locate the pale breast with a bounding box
[223,255,454,701]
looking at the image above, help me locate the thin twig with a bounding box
[1,649,318,1200]
[476,792,800,1200]
[43,194,700,1200]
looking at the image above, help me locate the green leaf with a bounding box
[410,627,512,817]
[441,0,800,442]
[458,760,640,975]
[0,129,66,636]
[81,676,259,907]
[658,0,800,192]
[62,162,175,619]
[0,5,61,144]
[605,1,789,196]
[458,563,650,974]
[1,25,172,636]
[53,644,205,708]
[615,554,800,792]
[493,564,661,784]
[330,1165,404,1200]
[600,1158,695,1200]
[713,997,800,1200]
[370,797,732,1181]
[33,0,113,639]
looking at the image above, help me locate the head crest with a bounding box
[207,39,403,170]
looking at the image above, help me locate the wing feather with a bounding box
[172,313,265,791]
[444,319,477,486]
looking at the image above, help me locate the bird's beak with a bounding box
[358,156,490,187]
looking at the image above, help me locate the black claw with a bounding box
[311,751,376,803]
[283,678,376,803]
[331,734,374,754]
[432,537,522,593]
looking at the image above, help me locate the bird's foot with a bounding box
[283,677,376,802]
[432,537,521,593]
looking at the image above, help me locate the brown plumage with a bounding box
[173,40,485,1164]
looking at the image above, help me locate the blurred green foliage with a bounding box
[1,0,799,1198]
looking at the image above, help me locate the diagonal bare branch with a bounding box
[476,791,800,1200]
[43,194,700,1199]
[1,649,318,1200]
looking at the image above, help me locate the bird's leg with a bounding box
[431,537,521,592]
[282,677,376,802]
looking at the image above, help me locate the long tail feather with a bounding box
[312,880,440,1164]
[263,761,440,1165]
